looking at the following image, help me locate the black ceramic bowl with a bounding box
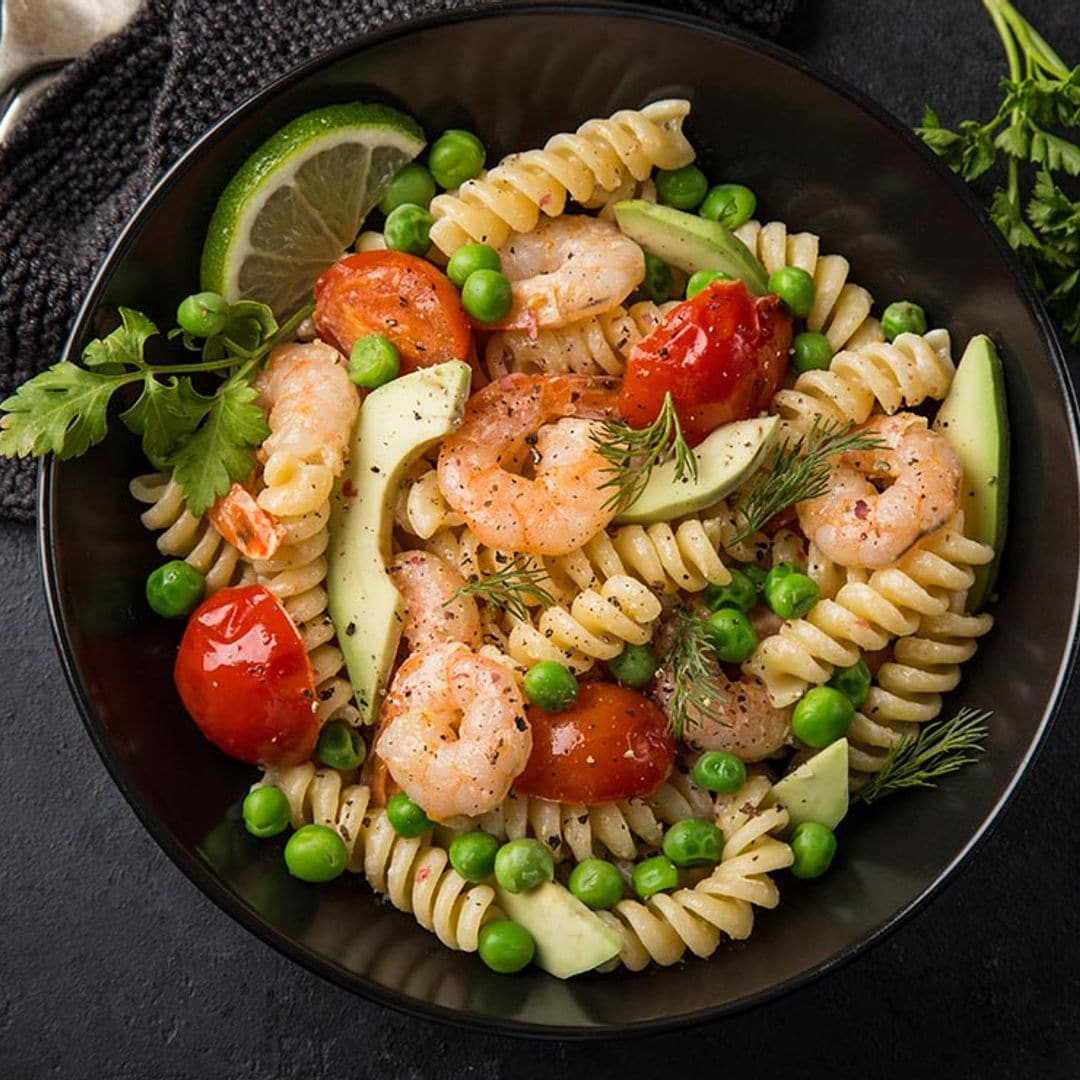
[40,2,1080,1036]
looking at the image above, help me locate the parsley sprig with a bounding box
[732,422,883,543]
[856,707,991,804]
[0,299,312,516]
[664,608,729,740]
[916,0,1080,341]
[446,556,555,622]
[590,391,698,515]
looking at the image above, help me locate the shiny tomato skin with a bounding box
[174,585,318,767]
[618,279,792,445]
[314,251,472,373]
[514,682,675,804]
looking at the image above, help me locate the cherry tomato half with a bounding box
[514,682,675,804]
[174,585,318,767]
[314,251,472,374]
[618,278,792,445]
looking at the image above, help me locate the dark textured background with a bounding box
[2,1,1079,1077]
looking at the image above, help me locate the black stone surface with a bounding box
[2,1,1079,1077]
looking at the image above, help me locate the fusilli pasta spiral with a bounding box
[733,219,879,352]
[129,472,251,594]
[263,764,501,951]
[744,517,994,707]
[429,99,694,255]
[596,773,793,970]
[771,329,955,438]
[463,769,714,863]
[482,300,677,380]
[247,502,359,727]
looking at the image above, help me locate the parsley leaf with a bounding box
[167,370,269,516]
[120,377,213,470]
[82,308,157,372]
[0,362,134,460]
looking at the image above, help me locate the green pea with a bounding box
[478,920,535,973]
[764,564,820,620]
[428,129,486,189]
[699,183,757,230]
[685,269,733,300]
[791,686,855,748]
[383,202,434,256]
[655,165,709,210]
[607,643,658,689]
[568,858,625,910]
[386,792,431,838]
[641,252,673,303]
[349,332,400,389]
[632,855,678,899]
[691,751,747,794]
[790,821,837,879]
[315,720,366,770]
[881,300,928,342]
[242,786,291,839]
[768,266,816,318]
[447,242,501,289]
[703,568,758,613]
[742,564,768,591]
[494,838,555,894]
[284,824,347,883]
[461,268,513,323]
[378,162,437,214]
[449,831,500,882]
[145,559,206,618]
[704,607,758,663]
[523,661,578,712]
[828,659,872,709]
[176,291,229,338]
[792,331,833,373]
[662,818,724,868]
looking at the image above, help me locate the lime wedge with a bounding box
[200,103,425,316]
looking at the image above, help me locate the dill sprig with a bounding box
[732,421,884,543]
[446,556,555,622]
[664,608,729,740]
[590,391,698,514]
[856,707,991,805]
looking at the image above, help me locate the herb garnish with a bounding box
[732,422,883,543]
[855,707,991,804]
[916,0,1080,341]
[664,608,729,740]
[590,391,698,514]
[446,556,555,622]
[0,299,312,516]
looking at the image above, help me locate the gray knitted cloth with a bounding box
[0,0,799,521]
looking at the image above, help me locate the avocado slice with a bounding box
[327,361,472,724]
[494,881,623,978]
[932,335,1009,611]
[613,415,779,525]
[613,200,769,295]
[764,738,849,831]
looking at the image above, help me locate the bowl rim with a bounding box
[37,0,1080,1038]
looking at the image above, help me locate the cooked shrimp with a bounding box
[796,412,962,569]
[375,642,531,820]
[254,341,359,516]
[388,550,482,651]
[207,482,285,559]
[497,215,644,330]
[437,372,620,556]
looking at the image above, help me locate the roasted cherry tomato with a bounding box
[174,585,318,767]
[514,682,675,804]
[314,251,472,374]
[618,279,792,445]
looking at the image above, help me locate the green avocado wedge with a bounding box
[613,200,769,295]
[932,335,1009,611]
[326,361,472,725]
[763,738,850,832]
[613,416,779,525]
